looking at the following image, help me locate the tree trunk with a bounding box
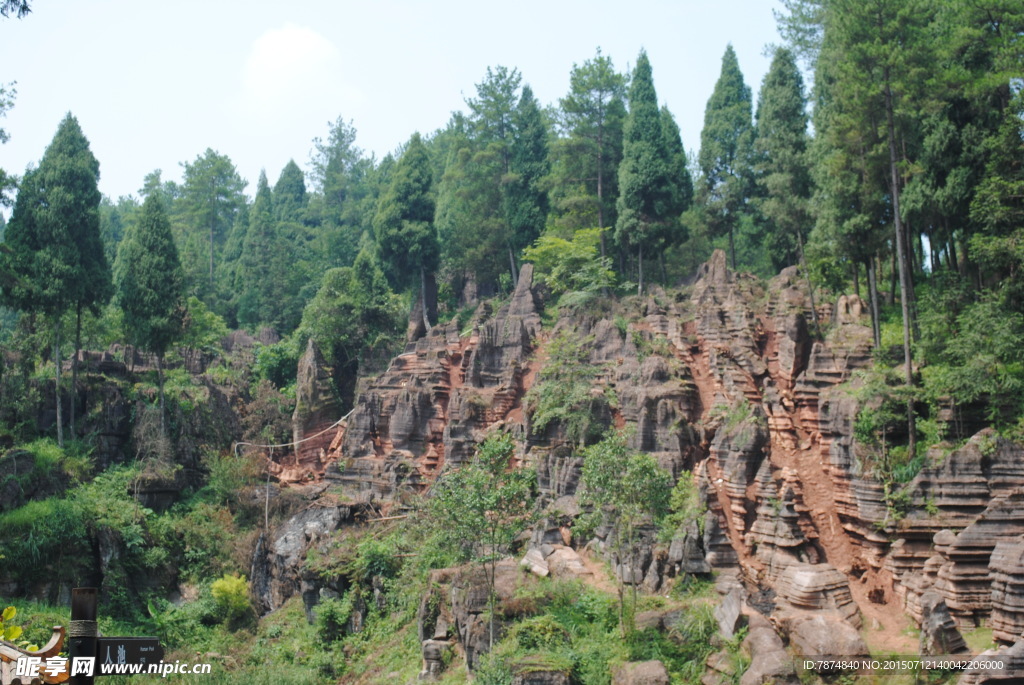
[53,319,63,448]
[71,303,81,438]
[659,252,668,285]
[157,353,166,437]
[796,231,820,337]
[889,247,897,305]
[853,262,860,298]
[868,257,882,349]
[637,243,644,296]
[597,124,606,261]
[884,77,916,461]
[420,266,432,333]
[949,236,959,274]
[210,222,215,292]
[728,224,736,271]
[507,245,518,288]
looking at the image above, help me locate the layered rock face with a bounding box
[288,252,1024,674]
[322,264,542,502]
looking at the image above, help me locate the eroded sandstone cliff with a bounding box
[262,251,1024,681]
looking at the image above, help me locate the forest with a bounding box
[1,0,1023,683]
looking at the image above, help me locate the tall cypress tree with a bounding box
[236,171,292,330]
[1,113,108,446]
[503,85,550,283]
[114,194,185,435]
[660,106,693,248]
[272,159,308,225]
[699,45,754,270]
[615,50,674,294]
[752,47,821,332]
[374,132,438,330]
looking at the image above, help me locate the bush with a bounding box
[315,594,353,644]
[211,573,250,622]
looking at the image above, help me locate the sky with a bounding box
[0,0,786,207]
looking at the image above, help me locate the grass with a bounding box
[962,626,995,654]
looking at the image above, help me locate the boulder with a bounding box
[919,591,968,655]
[739,614,799,685]
[612,660,669,685]
[783,612,868,659]
[774,563,860,628]
[714,586,747,639]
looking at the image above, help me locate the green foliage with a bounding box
[511,614,570,650]
[315,594,354,644]
[1,605,23,643]
[752,47,811,271]
[503,85,550,260]
[297,246,403,376]
[236,170,301,332]
[576,431,672,632]
[114,193,185,359]
[699,45,754,270]
[526,330,615,448]
[430,433,536,565]
[523,227,615,298]
[430,432,536,648]
[550,48,626,236]
[920,297,1024,427]
[178,295,229,354]
[1,113,109,318]
[615,50,678,292]
[177,148,247,304]
[252,338,300,390]
[203,449,262,507]
[373,131,438,290]
[210,573,251,622]
[661,471,708,541]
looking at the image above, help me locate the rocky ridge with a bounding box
[262,251,1024,682]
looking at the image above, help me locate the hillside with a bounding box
[2,252,1023,684]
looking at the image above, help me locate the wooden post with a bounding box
[69,588,97,685]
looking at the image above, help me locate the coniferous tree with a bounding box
[0,82,15,208]
[554,49,627,253]
[660,106,693,253]
[699,45,754,270]
[235,171,298,332]
[615,50,674,294]
[1,113,108,446]
[752,47,821,333]
[373,132,439,330]
[114,194,185,434]
[503,85,550,283]
[178,149,246,303]
[272,159,308,225]
[813,0,938,458]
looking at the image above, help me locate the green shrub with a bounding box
[211,573,250,622]
[512,615,570,650]
[315,594,354,644]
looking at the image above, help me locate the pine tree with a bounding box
[373,132,438,330]
[178,149,246,302]
[699,45,754,270]
[615,50,674,294]
[114,194,185,434]
[1,113,108,446]
[555,48,627,252]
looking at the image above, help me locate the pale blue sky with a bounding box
[1,0,785,204]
